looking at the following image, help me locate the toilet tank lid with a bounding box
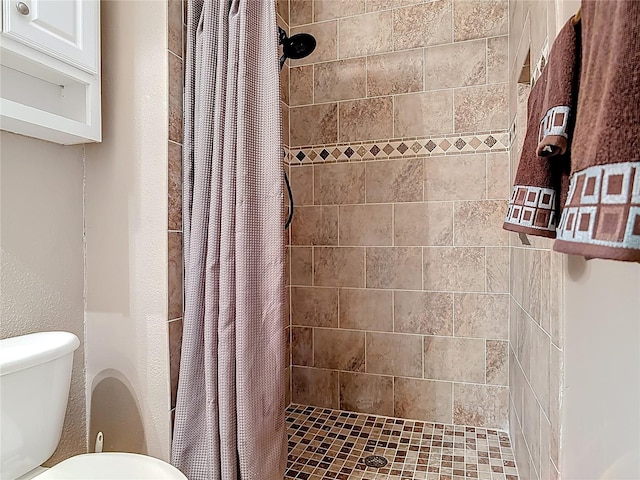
[0,331,80,376]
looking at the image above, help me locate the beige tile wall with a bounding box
[168,0,184,425]
[279,0,293,407]
[507,1,572,478]
[286,0,509,147]
[285,0,511,430]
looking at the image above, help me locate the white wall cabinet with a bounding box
[0,0,101,144]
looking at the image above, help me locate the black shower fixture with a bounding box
[278,26,316,70]
[278,26,317,230]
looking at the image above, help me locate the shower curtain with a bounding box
[171,0,286,478]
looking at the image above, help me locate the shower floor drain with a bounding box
[363,455,388,468]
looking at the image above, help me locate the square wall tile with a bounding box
[367,49,423,96]
[338,97,394,143]
[290,103,338,146]
[366,332,423,377]
[454,200,509,247]
[453,383,509,430]
[292,366,339,408]
[314,163,365,205]
[291,205,339,245]
[366,247,422,289]
[423,247,485,292]
[424,336,485,383]
[339,288,393,332]
[454,293,509,340]
[454,83,509,132]
[338,10,393,58]
[365,158,424,203]
[314,328,366,372]
[339,372,394,416]
[424,154,486,201]
[423,40,486,90]
[394,91,454,137]
[290,286,338,327]
[339,204,393,246]
[394,377,453,424]
[394,291,453,335]
[314,58,367,103]
[394,202,454,246]
[314,247,365,287]
[393,0,453,50]
[453,0,508,42]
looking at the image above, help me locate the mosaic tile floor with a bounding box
[286,405,519,480]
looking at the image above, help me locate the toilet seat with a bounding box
[33,453,187,479]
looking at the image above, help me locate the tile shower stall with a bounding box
[168,0,565,478]
[277,0,525,478]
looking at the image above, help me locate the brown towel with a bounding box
[503,19,578,238]
[554,1,640,262]
[537,19,581,157]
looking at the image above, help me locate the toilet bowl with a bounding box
[1,332,186,480]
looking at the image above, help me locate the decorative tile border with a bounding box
[286,404,519,480]
[284,131,510,165]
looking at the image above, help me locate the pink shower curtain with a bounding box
[171,0,286,478]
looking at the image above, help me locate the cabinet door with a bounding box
[2,0,98,74]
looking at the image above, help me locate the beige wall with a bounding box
[0,131,87,464]
[84,0,171,461]
[563,258,640,479]
[286,0,512,430]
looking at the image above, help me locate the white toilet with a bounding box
[0,331,187,480]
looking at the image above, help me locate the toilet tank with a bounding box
[0,332,80,480]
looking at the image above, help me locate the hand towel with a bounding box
[554,0,640,262]
[537,18,581,158]
[503,19,579,238]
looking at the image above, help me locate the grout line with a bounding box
[485,38,489,85]
[298,325,507,342]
